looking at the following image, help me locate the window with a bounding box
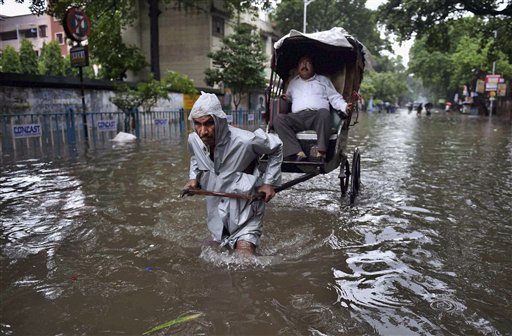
[24,28,37,38]
[39,25,47,37]
[56,32,64,45]
[0,31,18,41]
[212,16,224,37]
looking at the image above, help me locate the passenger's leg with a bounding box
[273,113,305,158]
[307,108,331,154]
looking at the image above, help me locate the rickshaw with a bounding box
[262,27,367,204]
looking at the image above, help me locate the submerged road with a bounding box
[1,109,511,335]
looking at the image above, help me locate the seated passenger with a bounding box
[273,55,350,161]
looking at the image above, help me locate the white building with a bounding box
[0,13,68,56]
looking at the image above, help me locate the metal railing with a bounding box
[0,109,185,154]
[1,108,265,157]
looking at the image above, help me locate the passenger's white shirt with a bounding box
[286,74,347,113]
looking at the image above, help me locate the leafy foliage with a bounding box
[88,8,147,80]
[110,83,142,114]
[0,45,21,73]
[38,41,67,76]
[110,71,196,113]
[19,39,39,74]
[361,68,409,105]
[377,0,512,41]
[29,0,147,80]
[407,16,512,103]
[111,76,169,113]
[162,71,198,96]
[205,23,266,110]
[6,0,274,82]
[377,0,512,65]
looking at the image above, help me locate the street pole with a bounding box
[303,0,307,33]
[489,30,497,116]
[77,42,88,140]
[303,0,315,33]
[79,65,88,140]
[16,24,20,50]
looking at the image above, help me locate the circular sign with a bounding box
[64,7,91,42]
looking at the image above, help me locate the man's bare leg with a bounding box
[235,240,256,256]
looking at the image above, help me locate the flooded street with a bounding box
[1,109,511,335]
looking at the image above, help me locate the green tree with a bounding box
[377,0,512,65]
[110,84,143,115]
[408,38,453,102]
[110,71,196,114]
[90,9,147,80]
[362,70,408,105]
[19,39,39,74]
[162,71,198,96]
[407,17,512,103]
[0,0,275,15]
[38,41,66,76]
[2,0,275,82]
[205,23,266,111]
[137,77,169,113]
[111,77,170,114]
[377,0,512,41]
[0,45,21,73]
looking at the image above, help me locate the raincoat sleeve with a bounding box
[187,133,202,180]
[189,155,200,180]
[252,129,282,186]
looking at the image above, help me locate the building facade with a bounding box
[124,0,281,110]
[1,1,282,111]
[0,13,68,56]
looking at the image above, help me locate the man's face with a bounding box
[193,115,215,146]
[298,56,314,80]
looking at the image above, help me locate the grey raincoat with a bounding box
[188,116,282,248]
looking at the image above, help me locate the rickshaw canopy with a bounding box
[272,27,367,84]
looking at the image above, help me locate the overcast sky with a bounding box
[0,0,412,65]
[0,0,32,16]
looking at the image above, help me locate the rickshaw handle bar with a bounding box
[180,171,319,201]
[180,188,263,201]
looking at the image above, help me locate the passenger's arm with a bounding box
[324,77,348,112]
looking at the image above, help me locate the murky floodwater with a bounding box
[1,110,511,335]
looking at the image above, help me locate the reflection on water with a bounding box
[1,111,511,335]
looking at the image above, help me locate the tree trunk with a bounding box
[233,92,242,111]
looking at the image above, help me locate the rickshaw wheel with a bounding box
[340,159,350,196]
[350,148,361,205]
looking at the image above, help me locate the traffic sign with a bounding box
[70,45,89,67]
[64,7,91,42]
[485,74,501,92]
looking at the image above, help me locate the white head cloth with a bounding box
[189,91,227,120]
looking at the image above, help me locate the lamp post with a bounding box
[489,30,497,115]
[303,0,315,33]
[16,24,20,50]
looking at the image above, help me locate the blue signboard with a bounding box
[12,124,42,138]
[97,120,117,131]
[154,119,168,126]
